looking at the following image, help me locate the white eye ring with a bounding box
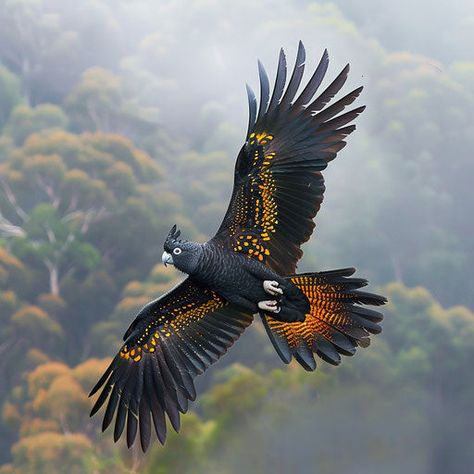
[173,248,182,255]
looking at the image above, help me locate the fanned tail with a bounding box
[262,268,386,371]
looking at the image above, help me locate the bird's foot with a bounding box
[263,280,283,296]
[258,300,281,313]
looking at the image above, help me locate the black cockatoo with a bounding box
[90,42,387,451]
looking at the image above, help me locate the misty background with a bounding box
[0,0,473,473]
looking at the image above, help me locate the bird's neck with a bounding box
[192,243,224,284]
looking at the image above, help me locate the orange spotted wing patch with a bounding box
[213,43,365,275]
[90,278,253,451]
[262,269,386,370]
[119,289,225,363]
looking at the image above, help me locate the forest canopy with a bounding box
[0,1,473,473]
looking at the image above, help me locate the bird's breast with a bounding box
[195,247,267,302]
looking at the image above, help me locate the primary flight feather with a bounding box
[90,42,387,451]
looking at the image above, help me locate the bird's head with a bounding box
[162,225,203,275]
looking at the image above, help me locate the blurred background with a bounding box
[0,0,473,473]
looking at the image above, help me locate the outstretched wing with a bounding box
[89,278,253,451]
[212,42,365,275]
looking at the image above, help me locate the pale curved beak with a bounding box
[162,251,174,267]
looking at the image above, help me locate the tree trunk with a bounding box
[49,265,60,296]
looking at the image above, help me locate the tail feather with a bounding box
[261,268,387,371]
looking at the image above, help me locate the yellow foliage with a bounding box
[27,362,69,398]
[446,305,474,323]
[384,281,434,309]
[0,290,18,317]
[30,388,47,414]
[11,305,63,337]
[84,131,133,150]
[12,305,48,322]
[34,375,88,421]
[63,168,89,185]
[1,290,17,305]
[84,132,161,179]
[23,154,66,177]
[11,432,93,473]
[107,160,134,176]
[72,358,111,391]
[105,161,136,189]
[143,282,176,296]
[23,129,82,156]
[203,364,266,418]
[123,276,177,300]
[77,67,121,91]
[19,418,59,437]
[150,264,179,284]
[24,349,50,369]
[135,148,163,177]
[88,178,108,194]
[37,294,66,316]
[122,280,143,296]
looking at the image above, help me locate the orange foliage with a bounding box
[19,418,59,437]
[23,130,82,157]
[36,294,66,318]
[27,362,69,398]
[1,291,17,305]
[71,358,111,392]
[0,249,23,272]
[2,402,21,428]
[23,154,66,178]
[32,375,89,429]
[115,295,150,316]
[0,291,18,317]
[11,305,63,337]
[122,280,143,296]
[23,349,50,372]
[11,432,93,472]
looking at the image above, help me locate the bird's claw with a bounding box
[258,300,281,313]
[263,280,283,296]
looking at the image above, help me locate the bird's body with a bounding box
[195,243,276,307]
[90,42,388,452]
[188,241,309,320]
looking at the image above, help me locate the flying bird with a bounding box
[90,42,387,451]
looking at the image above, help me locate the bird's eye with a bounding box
[173,248,182,255]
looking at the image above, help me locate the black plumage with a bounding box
[90,42,387,451]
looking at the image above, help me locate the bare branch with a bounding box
[65,194,78,214]
[44,225,56,244]
[83,206,109,233]
[0,214,25,237]
[35,175,60,209]
[0,177,28,222]
[62,206,109,234]
[59,233,75,254]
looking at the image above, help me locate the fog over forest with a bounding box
[0,1,473,473]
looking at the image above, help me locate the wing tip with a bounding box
[297,40,306,64]
[245,82,256,100]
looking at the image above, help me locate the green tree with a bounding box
[65,68,158,143]
[0,66,22,131]
[0,0,123,105]
[1,359,129,474]
[4,104,67,146]
[0,129,167,297]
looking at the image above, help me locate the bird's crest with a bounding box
[164,224,185,250]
